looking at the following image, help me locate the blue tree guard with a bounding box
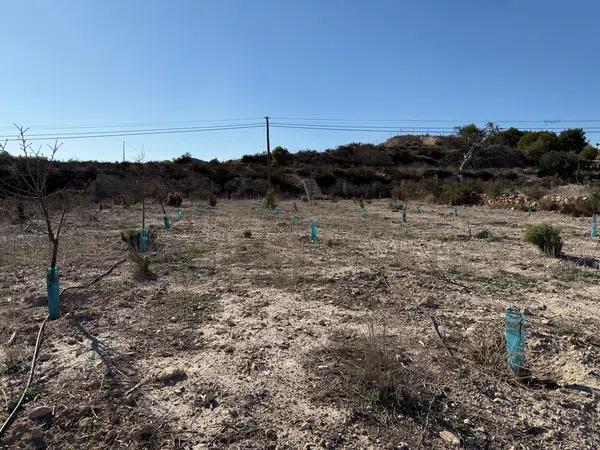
[402,209,407,224]
[592,214,597,238]
[176,207,184,221]
[274,206,281,216]
[291,212,298,225]
[453,206,459,217]
[528,207,533,217]
[504,309,526,373]
[361,207,368,217]
[310,217,319,243]
[47,266,60,320]
[197,201,204,209]
[163,214,171,230]
[416,205,422,214]
[138,228,150,252]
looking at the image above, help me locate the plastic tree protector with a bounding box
[504,309,526,373]
[138,228,150,252]
[310,217,318,242]
[176,207,184,221]
[402,208,407,224]
[163,214,171,230]
[47,266,60,320]
[274,206,281,216]
[592,214,597,238]
[528,208,533,217]
[416,205,422,213]
[291,212,298,225]
[361,207,368,217]
[453,206,459,217]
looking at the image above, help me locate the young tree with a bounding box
[0,126,66,319]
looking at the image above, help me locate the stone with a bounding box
[439,430,460,445]
[155,368,187,384]
[28,406,52,420]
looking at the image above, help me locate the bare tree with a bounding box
[0,125,66,268]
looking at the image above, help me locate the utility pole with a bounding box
[265,116,271,187]
[122,141,125,162]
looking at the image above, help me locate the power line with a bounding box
[0,117,265,132]
[5,118,600,143]
[270,116,600,124]
[0,124,264,141]
[270,122,600,134]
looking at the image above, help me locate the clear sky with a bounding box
[1,0,599,161]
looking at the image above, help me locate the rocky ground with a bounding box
[1,199,599,449]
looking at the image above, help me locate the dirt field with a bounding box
[1,199,599,449]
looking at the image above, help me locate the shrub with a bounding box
[166,191,183,207]
[538,151,578,179]
[432,181,482,206]
[474,229,490,239]
[518,131,559,161]
[271,146,292,165]
[114,194,140,208]
[173,152,193,164]
[243,230,252,238]
[207,194,217,207]
[524,224,562,257]
[190,189,217,206]
[264,186,276,209]
[579,145,597,161]
[558,128,587,153]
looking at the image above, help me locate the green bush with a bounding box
[538,151,578,179]
[524,224,562,257]
[579,145,597,161]
[518,131,559,161]
[558,128,587,153]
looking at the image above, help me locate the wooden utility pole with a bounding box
[122,141,125,162]
[265,116,271,186]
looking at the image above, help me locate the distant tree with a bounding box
[518,131,559,161]
[495,127,524,147]
[538,151,578,179]
[558,128,587,153]
[271,146,292,165]
[173,152,193,164]
[455,122,500,176]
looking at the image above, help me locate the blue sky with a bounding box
[1,0,599,161]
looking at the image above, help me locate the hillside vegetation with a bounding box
[1,124,598,207]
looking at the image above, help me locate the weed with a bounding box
[243,230,252,238]
[264,187,277,209]
[120,228,156,253]
[474,229,490,239]
[188,245,208,258]
[2,344,28,374]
